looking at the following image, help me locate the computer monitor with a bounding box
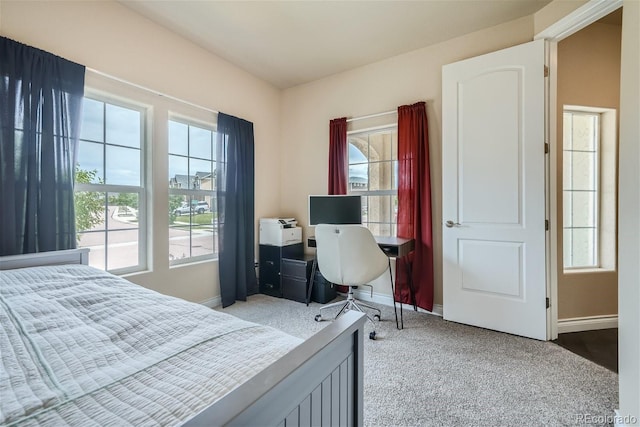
[308,195,362,226]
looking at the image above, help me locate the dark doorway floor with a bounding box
[553,328,618,373]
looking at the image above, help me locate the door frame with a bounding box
[535,0,623,340]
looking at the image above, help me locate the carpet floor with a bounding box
[217,295,618,427]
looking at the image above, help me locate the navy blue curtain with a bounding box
[216,112,256,308]
[0,37,85,256]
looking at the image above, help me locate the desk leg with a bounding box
[400,256,418,312]
[389,259,403,330]
[395,256,415,328]
[306,257,317,306]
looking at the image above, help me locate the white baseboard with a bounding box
[200,296,222,308]
[352,288,443,317]
[557,314,618,334]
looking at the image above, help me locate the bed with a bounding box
[0,248,365,426]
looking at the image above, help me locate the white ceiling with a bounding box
[121,0,552,89]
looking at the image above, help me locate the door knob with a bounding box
[445,220,461,228]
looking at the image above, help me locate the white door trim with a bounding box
[544,40,558,341]
[535,0,623,42]
[535,0,623,340]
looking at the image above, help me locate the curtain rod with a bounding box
[346,109,397,123]
[86,67,219,115]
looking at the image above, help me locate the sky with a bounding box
[77,98,141,186]
[77,98,376,188]
[77,98,216,187]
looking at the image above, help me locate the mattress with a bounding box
[0,264,302,426]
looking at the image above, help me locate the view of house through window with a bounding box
[348,127,398,236]
[562,106,618,271]
[168,119,219,264]
[75,97,145,273]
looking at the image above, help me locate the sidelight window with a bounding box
[563,107,617,270]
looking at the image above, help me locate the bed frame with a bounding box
[0,248,366,426]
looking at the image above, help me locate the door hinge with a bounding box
[544,65,549,77]
[545,219,549,231]
[546,297,550,309]
[544,142,549,154]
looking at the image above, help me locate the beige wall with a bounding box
[533,0,589,34]
[279,16,535,305]
[0,0,282,304]
[556,21,621,319]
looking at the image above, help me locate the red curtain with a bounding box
[327,117,348,292]
[395,102,434,311]
[328,117,347,195]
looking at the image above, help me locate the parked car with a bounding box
[173,203,192,216]
[193,201,210,214]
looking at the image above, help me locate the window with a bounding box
[562,106,618,271]
[75,96,146,273]
[348,127,398,236]
[168,118,219,264]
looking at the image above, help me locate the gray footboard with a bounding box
[0,248,89,269]
[183,310,367,427]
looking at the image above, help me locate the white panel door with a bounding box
[442,39,547,340]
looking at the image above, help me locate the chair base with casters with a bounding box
[312,224,400,340]
[314,259,396,341]
[314,285,381,339]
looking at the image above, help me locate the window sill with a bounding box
[170,256,218,269]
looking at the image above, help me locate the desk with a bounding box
[306,236,414,256]
[306,236,415,329]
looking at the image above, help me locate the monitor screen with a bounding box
[308,195,362,226]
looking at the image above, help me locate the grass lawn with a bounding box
[171,212,217,228]
[193,212,215,225]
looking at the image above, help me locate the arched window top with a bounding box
[347,127,398,237]
[349,143,368,189]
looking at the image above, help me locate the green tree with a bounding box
[74,167,104,239]
[109,193,138,210]
[169,194,184,225]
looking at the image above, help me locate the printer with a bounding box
[259,218,302,246]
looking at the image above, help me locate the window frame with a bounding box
[559,105,618,274]
[347,125,398,237]
[562,108,602,270]
[74,92,148,275]
[168,114,219,266]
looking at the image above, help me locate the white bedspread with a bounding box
[0,264,302,426]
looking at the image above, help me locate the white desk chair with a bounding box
[314,224,392,340]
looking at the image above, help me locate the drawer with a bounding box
[260,276,281,297]
[259,249,282,273]
[259,260,279,281]
[282,277,308,303]
[281,243,304,258]
[259,266,281,297]
[260,282,281,297]
[281,258,310,279]
[260,258,280,273]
